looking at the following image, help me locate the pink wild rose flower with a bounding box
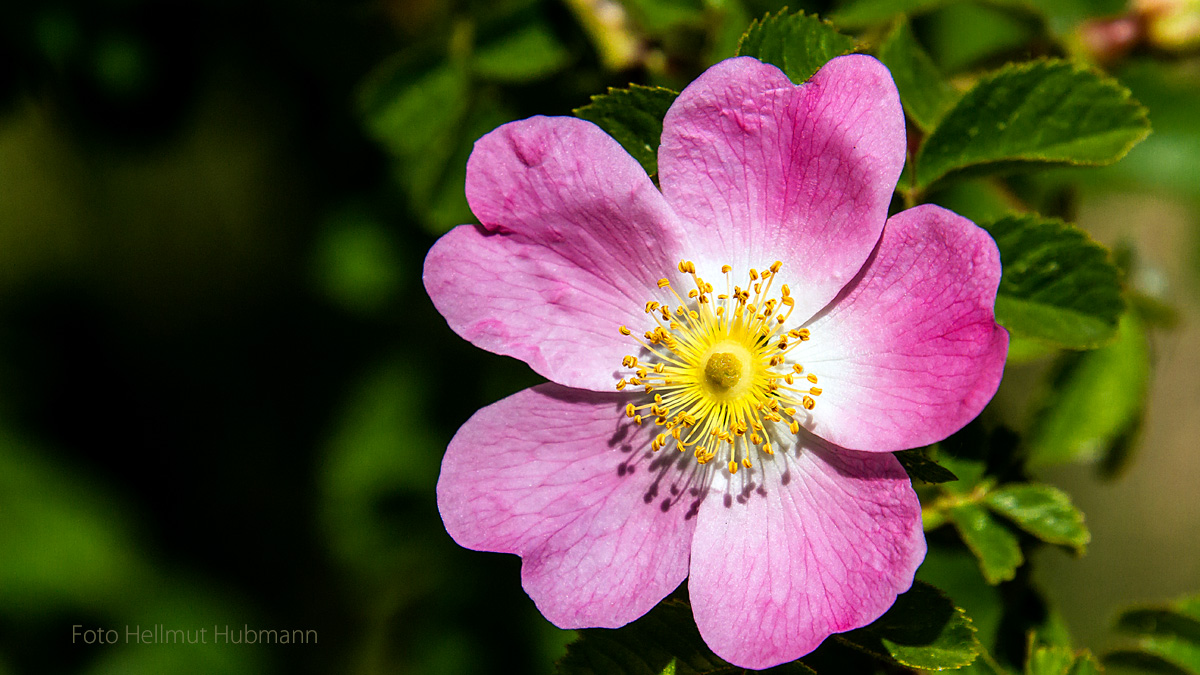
[424,54,1008,669]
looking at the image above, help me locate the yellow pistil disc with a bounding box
[615,260,824,472]
[704,352,743,390]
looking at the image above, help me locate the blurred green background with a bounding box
[0,0,1197,673]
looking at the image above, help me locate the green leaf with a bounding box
[915,60,1150,189]
[896,448,959,484]
[838,581,982,670]
[917,545,1005,652]
[1027,312,1150,467]
[1116,609,1200,645]
[984,483,1090,554]
[1103,650,1194,674]
[474,20,571,82]
[574,85,679,177]
[831,0,950,28]
[736,9,857,85]
[1104,594,1200,675]
[358,57,481,232]
[558,599,817,674]
[621,0,706,34]
[982,214,1125,349]
[360,58,470,163]
[311,207,403,315]
[1069,653,1103,675]
[1027,644,1076,675]
[876,17,957,132]
[948,503,1023,585]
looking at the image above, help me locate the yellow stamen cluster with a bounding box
[615,260,824,474]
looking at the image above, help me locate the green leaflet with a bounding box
[1105,595,1200,675]
[877,17,957,132]
[831,0,951,28]
[984,484,1090,554]
[473,20,572,82]
[915,60,1150,189]
[837,581,982,670]
[982,214,1125,350]
[1027,644,1076,675]
[1027,312,1149,468]
[735,10,856,85]
[948,503,1023,585]
[574,85,679,178]
[621,0,706,34]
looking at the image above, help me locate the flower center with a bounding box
[616,260,824,475]
[704,351,744,391]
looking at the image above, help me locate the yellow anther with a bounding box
[721,264,732,273]
[810,387,822,396]
[789,420,800,434]
[616,379,627,390]
[742,457,753,469]
[770,261,782,273]
[793,363,804,373]
[807,373,818,384]
[749,269,759,280]
[634,415,643,425]
[762,441,774,455]
[802,396,815,410]
[619,325,632,336]
[728,460,738,474]
[783,407,797,416]
[658,278,670,288]
[781,284,791,296]
[625,403,636,417]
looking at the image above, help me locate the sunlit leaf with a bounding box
[1027,644,1075,675]
[736,9,856,84]
[877,17,957,131]
[838,581,982,670]
[621,0,706,33]
[831,0,950,28]
[984,484,1090,554]
[574,85,678,177]
[948,503,1023,585]
[474,20,571,82]
[1027,313,1150,467]
[915,60,1150,189]
[983,214,1125,350]
[1105,594,1200,674]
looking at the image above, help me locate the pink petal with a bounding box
[689,435,925,669]
[800,204,1009,452]
[658,55,906,321]
[424,116,689,391]
[436,383,699,628]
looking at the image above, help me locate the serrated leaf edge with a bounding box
[916,58,1152,189]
